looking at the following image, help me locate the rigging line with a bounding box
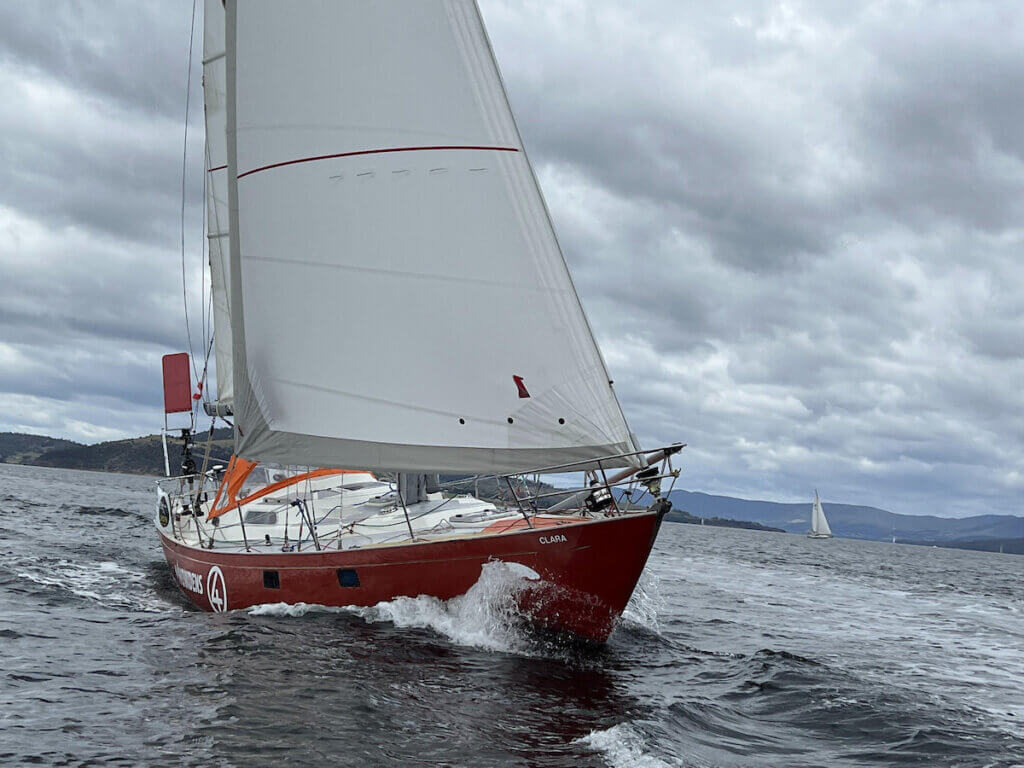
[195,416,217,505]
[180,0,201,388]
[200,167,207,355]
[204,296,214,367]
[202,140,214,356]
[198,333,215,405]
[200,180,214,370]
[199,172,215,386]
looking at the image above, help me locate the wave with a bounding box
[68,505,134,517]
[10,557,180,613]
[620,569,664,636]
[575,723,674,768]
[250,560,543,654]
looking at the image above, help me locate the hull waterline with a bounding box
[159,511,665,643]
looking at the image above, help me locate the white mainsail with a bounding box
[222,0,634,473]
[811,491,833,537]
[203,0,232,407]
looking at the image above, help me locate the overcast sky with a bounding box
[1,1,1021,517]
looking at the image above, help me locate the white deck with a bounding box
[158,470,552,553]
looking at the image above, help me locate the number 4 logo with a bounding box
[207,566,227,612]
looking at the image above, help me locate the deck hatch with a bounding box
[245,508,278,525]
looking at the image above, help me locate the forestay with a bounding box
[203,0,232,406]
[224,0,634,473]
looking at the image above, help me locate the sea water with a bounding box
[1,463,1021,767]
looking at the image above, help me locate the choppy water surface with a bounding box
[1,463,1021,767]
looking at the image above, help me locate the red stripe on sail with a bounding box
[237,145,519,179]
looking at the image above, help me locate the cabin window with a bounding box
[337,569,360,588]
[263,570,281,589]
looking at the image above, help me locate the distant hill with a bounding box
[922,537,1024,555]
[664,509,784,533]
[668,489,1024,547]
[0,433,82,463]
[0,429,233,476]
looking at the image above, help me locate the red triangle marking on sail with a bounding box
[513,375,530,398]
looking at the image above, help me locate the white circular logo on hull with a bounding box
[207,565,228,612]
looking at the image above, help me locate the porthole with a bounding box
[337,569,360,588]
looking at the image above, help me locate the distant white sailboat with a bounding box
[807,490,833,539]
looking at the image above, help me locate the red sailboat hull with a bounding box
[159,511,664,642]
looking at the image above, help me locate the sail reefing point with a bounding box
[237,145,519,179]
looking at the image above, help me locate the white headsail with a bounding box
[203,0,232,407]
[811,491,833,537]
[222,0,634,473]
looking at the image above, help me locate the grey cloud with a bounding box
[0,64,203,247]
[0,2,194,120]
[1,0,1022,518]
